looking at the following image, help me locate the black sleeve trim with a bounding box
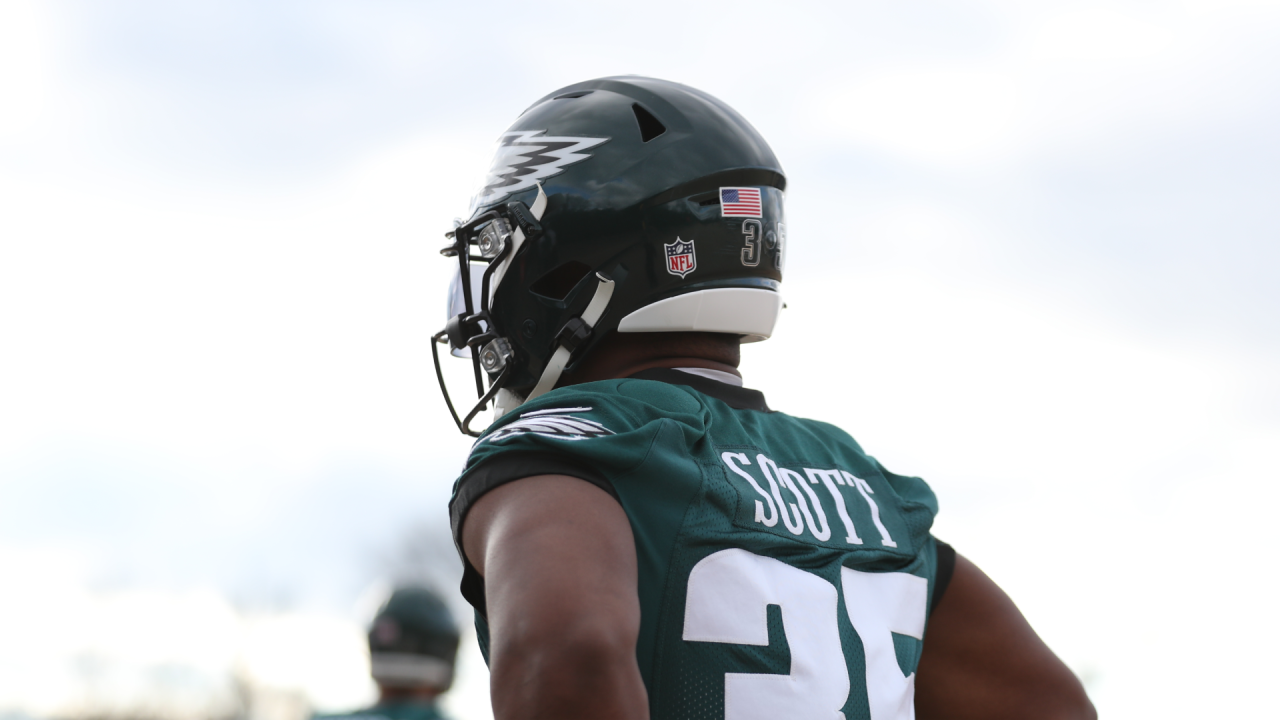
[930,540,957,616]
[449,450,619,618]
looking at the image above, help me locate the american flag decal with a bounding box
[720,187,763,218]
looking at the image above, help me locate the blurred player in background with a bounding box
[435,76,1094,720]
[319,586,459,720]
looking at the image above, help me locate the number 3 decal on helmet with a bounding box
[434,76,788,436]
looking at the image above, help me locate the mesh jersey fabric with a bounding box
[449,369,946,720]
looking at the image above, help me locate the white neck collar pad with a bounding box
[673,367,744,387]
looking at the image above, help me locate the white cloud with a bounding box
[1024,7,1178,63]
[0,545,396,718]
[0,0,52,140]
[0,129,491,471]
[816,68,1021,166]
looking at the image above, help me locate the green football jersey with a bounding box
[450,368,948,720]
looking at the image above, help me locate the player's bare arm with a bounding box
[462,474,648,720]
[916,555,1096,720]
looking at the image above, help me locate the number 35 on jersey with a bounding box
[684,549,927,720]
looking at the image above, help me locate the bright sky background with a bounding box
[1,1,1278,718]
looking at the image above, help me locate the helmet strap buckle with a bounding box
[554,316,592,354]
[526,273,616,402]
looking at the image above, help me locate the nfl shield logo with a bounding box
[664,237,697,278]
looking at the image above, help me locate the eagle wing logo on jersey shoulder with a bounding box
[470,131,609,210]
[481,406,615,444]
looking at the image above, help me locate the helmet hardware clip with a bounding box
[479,338,514,375]
[477,219,511,259]
[505,201,543,242]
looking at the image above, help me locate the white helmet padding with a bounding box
[616,288,782,343]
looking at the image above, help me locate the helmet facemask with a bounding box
[432,186,547,436]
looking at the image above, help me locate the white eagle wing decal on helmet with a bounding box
[471,131,608,209]
[480,406,614,444]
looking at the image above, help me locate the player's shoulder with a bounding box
[536,376,712,417]
[477,378,710,445]
[459,378,710,484]
[778,413,868,448]
[768,413,938,512]
[745,409,873,463]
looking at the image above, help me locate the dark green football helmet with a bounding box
[435,76,787,435]
[367,586,460,690]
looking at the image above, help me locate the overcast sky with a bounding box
[1,1,1278,718]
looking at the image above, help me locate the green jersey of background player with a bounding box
[316,587,459,720]
[435,76,1095,720]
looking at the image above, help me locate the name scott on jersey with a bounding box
[719,450,911,553]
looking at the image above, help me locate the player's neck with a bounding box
[613,357,741,381]
[558,332,741,386]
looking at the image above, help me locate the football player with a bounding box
[319,586,460,720]
[435,76,1094,720]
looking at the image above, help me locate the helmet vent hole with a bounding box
[632,103,666,142]
[530,261,593,301]
[692,191,721,207]
[554,90,594,99]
